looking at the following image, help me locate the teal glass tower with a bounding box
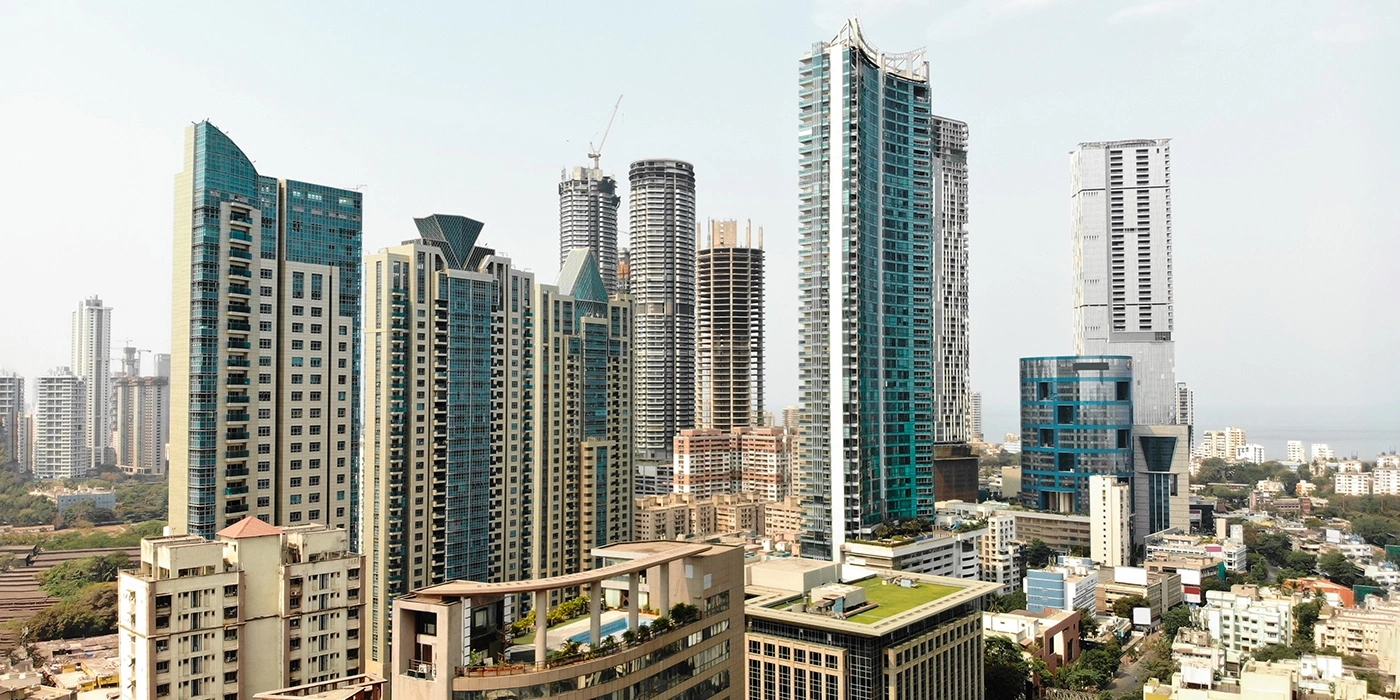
[170,122,362,544]
[798,20,970,560]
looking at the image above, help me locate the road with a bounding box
[1105,632,1158,696]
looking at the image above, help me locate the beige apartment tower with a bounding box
[696,220,764,431]
[169,122,362,541]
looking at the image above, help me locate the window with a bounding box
[1116,381,1130,401]
[258,391,272,401]
[291,478,302,488]
[258,373,271,384]
[257,479,270,489]
[1038,381,1051,400]
[291,391,303,401]
[292,322,304,333]
[291,426,303,436]
[1039,428,1054,447]
[257,426,271,437]
[259,303,272,314]
[259,321,273,332]
[1057,404,1075,424]
[291,357,304,367]
[260,286,272,297]
[292,305,304,316]
[257,497,270,507]
[311,324,322,334]
[257,460,271,472]
[257,408,271,419]
[259,338,272,349]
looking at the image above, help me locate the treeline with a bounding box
[0,466,167,529]
[7,553,129,642]
[0,520,165,550]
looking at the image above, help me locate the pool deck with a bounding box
[549,610,656,648]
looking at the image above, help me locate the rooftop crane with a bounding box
[587,95,623,170]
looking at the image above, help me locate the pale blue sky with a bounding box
[1,1,1396,458]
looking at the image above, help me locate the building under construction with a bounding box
[696,220,764,431]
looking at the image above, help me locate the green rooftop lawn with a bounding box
[844,577,962,624]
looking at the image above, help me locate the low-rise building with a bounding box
[1295,481,1317,497]
[1026,557,1099,613]
[762,497,803,536]
[982,608,1082,678]
[118,517,365,700]
[1195,589,1294,664]
[1143,655,1370,700]
[745,561,997,700]
[390,541,743,700]
[1145,530,1248,572]
[32,487,116,515]
[1313,597,1400,679]
[841,527,985,581]
[1097,566,1182,621]
[1378,453,1400,470]
[1373,468,1400,496]
[1283,577,1355,608]
[1334,472,1373,496]
[1171,627,1226,689]
[1145,555,1222,605]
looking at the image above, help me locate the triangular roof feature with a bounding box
[217,516,284,539]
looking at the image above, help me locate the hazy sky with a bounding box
[1,1,1396,458]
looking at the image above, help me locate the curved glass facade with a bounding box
[1019,356,1133,513]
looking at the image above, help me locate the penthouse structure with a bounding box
[389,541,743,700]
[117,518,365,700]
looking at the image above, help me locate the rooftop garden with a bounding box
[844,576,962,624]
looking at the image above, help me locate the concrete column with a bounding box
[628,572,639,632]
[534,588,549,667]
[589,580,602,646]
[656,563,671,615]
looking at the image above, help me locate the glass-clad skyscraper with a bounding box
[1019,356,1134,513]
[798,19,970,560]
[170,122,362,542]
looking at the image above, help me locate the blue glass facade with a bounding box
[1019,356,1134,514]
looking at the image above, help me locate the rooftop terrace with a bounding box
[748,572,995,636]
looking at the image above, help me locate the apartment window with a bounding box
[155,684,169,697]
[291,426,303,436]
[290,512,302,522]
[292,374,304,384]
[291,478,302,488]
[155,660,169,673]
[259,321,273,332]
[257,444,270,454]
[291,391,303,401]
[257,426,271,437]
[259,391,271,401]
[260,286,272,297]
[257,497,270,508]
[257,409,271,419]
[291,357,304,367]
[1116,381,1130,401]
[258,373,271,384]
[257,479,270,489]
[291,460,303,470]
[259,303,272,314]
[258,461,271,472]
[292,323,304,333]
[292,305,304,316]
[260,269,273,279]
[259,338,272,349]
[310,324,323,334]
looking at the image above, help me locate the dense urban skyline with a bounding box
[1,2,1397,459]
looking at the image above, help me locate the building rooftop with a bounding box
[746,571,996,637]
[217,516,284,539]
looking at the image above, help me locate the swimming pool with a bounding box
[568,617,648,644]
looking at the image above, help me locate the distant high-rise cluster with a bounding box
[797,19,972,560]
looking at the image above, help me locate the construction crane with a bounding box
[587,95,623,170]
[117,341,153,377]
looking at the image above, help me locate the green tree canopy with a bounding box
[1162,604,1194,638]
[1024,539,1054,569]
[985,635,1030,700]
[1319,550,1362,587]
[40,553,128,599]
[1112,594,1151,619]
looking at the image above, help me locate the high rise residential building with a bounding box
[1071,139,1176,425]
[616,247,631,296]
[1202,427,1247,461]
[559,166,621,293]
[1019,356,1134,513]
[169,121,363,542]
[531,248,635,586]
[1090,474,1131,568]
[1312,443,1334,462]
[797,19,970,560]
[967,391,984,441]
[364,219,634,674]
[696,220,764,431]
[115,372,170,476]
[1175,381,1194,448]
[72,295,112,472]
[362,215,500,677]
[117,518,365,699]
[34,368,86,480]
[0,371,23,471]
[1287,440,1306,463]
[780,406,799,433]
[629,159,697,463]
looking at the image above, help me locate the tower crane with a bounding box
[587,95,623,170]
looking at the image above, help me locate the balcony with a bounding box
[227,395,250,404]
[226,338,251,349]
[225,502,250,514]
[228,267,252,278]
[228,303,252,315]
[226,412,250,422]
[225,449,250,459]
[227,357,250,368]
[226,466,249,477]
[226,376,250,386]
[227,321,251,332]
[229,248,253,261]
[226,485,249,496]
[229,230,253,243]
[228,284,252,296]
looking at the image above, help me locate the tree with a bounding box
[1253,532,1294,566]
[990,591,1027,613]
[1162,604,1193,638]
[1351,515,1398,547]
[1294,601,1321,653]
[40,553,128,599]
[1250,643,1300,662]
[1140,637,1179,684]
[1319,550,1361,587]
[1284,551,1318,573]
[14,583,119,640]
[1024,539,1054,569]
[985,635,1030,700]
[1112,594,1151,619]
[1077,607,1100,640]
